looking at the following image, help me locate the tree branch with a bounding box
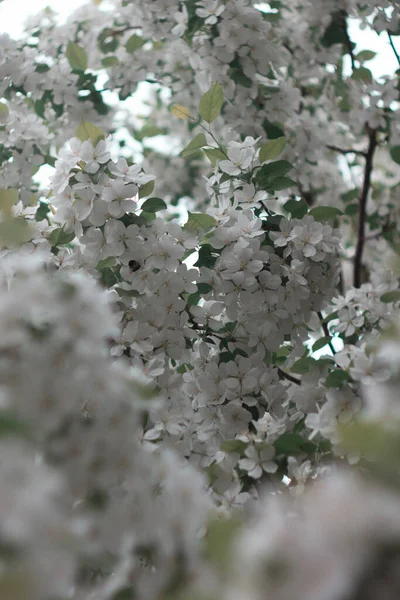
[353,125,378,288]
[340,10,356,71]
[317,311,336,355]
[277,368,301,386]
[326,144,367,157]
[388,32,400,67]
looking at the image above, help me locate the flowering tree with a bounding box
[1,0,400,598]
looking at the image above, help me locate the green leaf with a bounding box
[291,356,316,374]
[322,310,339,323]
[390,146,400,165]
[255,160,293,189]
[184,212,216,232]
[220,439,247,454]
[197,282,213,294]
[0,411,30,439]
[274,433,315,456]
[344,203,358,216]
[268,176,296,191]
[139,179,155,198]
[204,147,227,166]
[356,49,376,62]
[380,290,400,303]
[204,518,241,570]
[180,133,207,158]
[75,121,104,145]
[141,197,167,212]
[125,34,145,54]
[0,103,8,123]
[309,206,343,221]
[0,218,33,246]
[101,56,119,67]
[48,227,75,247]
[66,42,88,71]
[170,104,191,119]
[259,137,286,163]
[195,244,218,268]
[0,188,18,215]
[283,197,308,219]
[325,369,349,388]
[352,67,373,83]
[199,83,224,123]
[96,257,117,270]
[312,336,332,352]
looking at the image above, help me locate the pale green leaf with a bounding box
[66,42,88,71]
[180,133,207,157]
[75,121,104,145]
[259,137,286,163]
[184,212,216,232]
[125,34,145,54]
[199,83,224,123]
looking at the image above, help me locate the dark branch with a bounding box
[326,144,367,157]
[353,125,378,288]
[277,368,301,386]
[340,10,356,71]
[388,32,400,67]
[317,311,336,355]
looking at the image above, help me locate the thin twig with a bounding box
[277,368,301,386]
[317,311,336,355]
[340,10,356,71]
[388,32,400,67]
[353,125,378,288]
[326,144,367,157]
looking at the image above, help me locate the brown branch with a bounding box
[388,32,400,67]
[353,125,378,288]
[326,144,367,157]
[340,10,356,71]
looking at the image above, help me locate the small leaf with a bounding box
[356,49,376,62]
[125,34,145,54]
[0,102,9,122]
[381,290,400,303]
[268,176,296,191]
[256,160,293,188]
[48,227,75,247]
[291,356,316,374]
[204,147,226,165]
[283,197,308,219]
[274,433,315,456]
[75,121,104,145]
[139,179,155,198]
[312,336,331,352]
[309,206,343,221]
[199,83,224,123]
[0,189,18,215]
[220,439,247,454]
[101,56,119,67]
[390,146,400,165]
[352,67,373,83]
[184,212,216,232]
[325,369,349,388]
[0,218,33,246]
[180,133,207,158]
[171,104,191,119]
[66,41,88,71]
[141,197,167,212]
[259,137,286,163]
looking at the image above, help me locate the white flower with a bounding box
[238,445,277,478]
